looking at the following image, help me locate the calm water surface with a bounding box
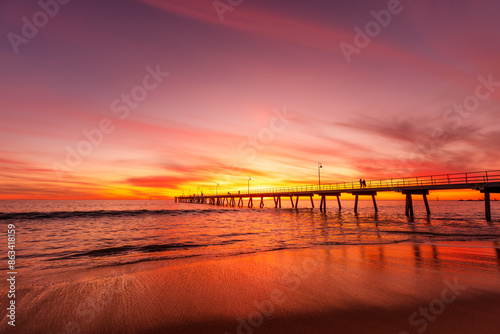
[1,199,499,272]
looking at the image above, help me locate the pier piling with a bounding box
[423,194,431,216]
[485,192,491,221]
[320,195,326,212]
[372,195,378,213]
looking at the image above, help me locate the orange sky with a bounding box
[1,0,500,200]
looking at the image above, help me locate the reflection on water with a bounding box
[313,241,500,276]
[495,242,500,261]
[414,244,422,266]
[0,199,499,273]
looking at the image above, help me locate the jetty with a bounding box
[175,170,500,221]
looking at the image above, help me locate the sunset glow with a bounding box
[2,0,500,199]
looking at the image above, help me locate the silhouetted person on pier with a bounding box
[359,179,363,188]
[363,179,367,188]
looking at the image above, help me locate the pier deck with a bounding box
[176,170,500,220]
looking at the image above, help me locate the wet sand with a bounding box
[2,242,500,333]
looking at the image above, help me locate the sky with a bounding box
[1,0,500,199]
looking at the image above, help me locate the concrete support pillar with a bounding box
[485,192,491,221]
[320,195,326,212]
[423,194,431,216]
[405,194,414,217]
[372,195,378,213]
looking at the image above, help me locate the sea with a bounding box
[1,199,500,273]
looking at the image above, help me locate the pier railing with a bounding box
[236,170,500,196]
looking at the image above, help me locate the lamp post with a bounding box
[248,177,251,194]
[216,183,219,196]
[318,162,323,190]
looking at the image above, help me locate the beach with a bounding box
[3,242,500,334]
[4,0,500,332]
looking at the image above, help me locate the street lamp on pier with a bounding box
[248,177,251,194]
[318,162,323,190]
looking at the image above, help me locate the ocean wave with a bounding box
[383,230,500,237]
[0,209,223,221]
[53,242,205,259]
[43,239,245,262]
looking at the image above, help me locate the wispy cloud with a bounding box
[138,0,351,53]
